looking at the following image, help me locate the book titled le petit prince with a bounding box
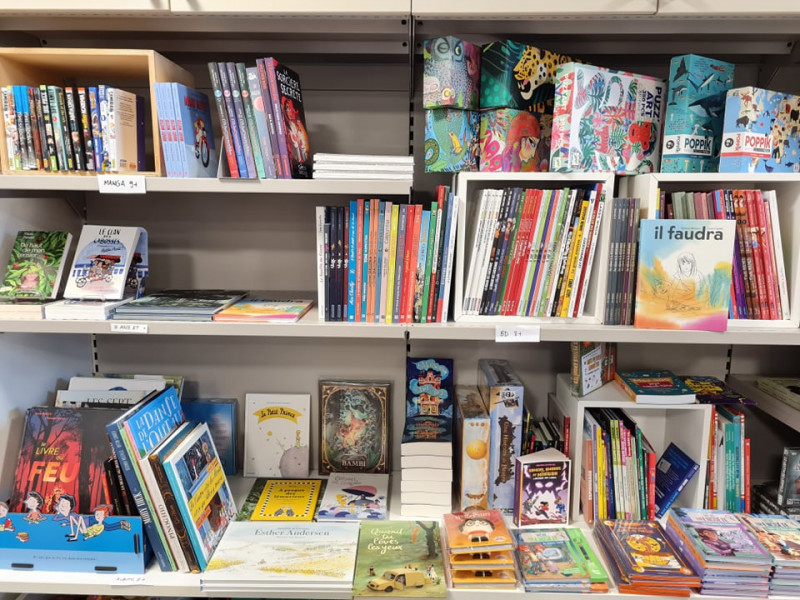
[634,219,736,332]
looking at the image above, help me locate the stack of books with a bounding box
[312,153,413,180]
[739,513,800,596]
[514,528,609,593]
[441,509,517,589]
[400,358,455,518]
[664,508,772,597]
[752,480,800,517]
[757,376,800,410]
[112,289,246,321]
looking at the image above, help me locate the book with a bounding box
[180,397,236,476]
[113,289,246,321]
[234,63,266,179]
[55,388,148,408]
[250,478,321,521]
[44,297,134,320]
[207,61,239,177]
[422,36,481,110]
[272,61,312,179]
[514,528,592,590]
[0,231,72,300]
[514,448,570,527]
[353,520,447,598]
[454,385,490,511]
[634,219,736,331]
[401,357,455,447]
[480,108,551,172]
[319,380,390,475]
[778,447,800,507]
[442,509,514,553]
[681,375,756,405]
[317,472,389,520]
[655,442,700,518]
[424,108,479,172]
[570,341,617,397]
[212,297,314,322]
[245,65,277,178]
[756,376,800,410]
[161,421,237,570]
[243,393,310,478]
[106,87,144,172]
[171,83,218,178]
[614,370,697,405]
[448,569,517,589]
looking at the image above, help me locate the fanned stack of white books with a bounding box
[201,521,360,595]
[313,153,413,180]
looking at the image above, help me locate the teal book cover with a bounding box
[424,108,479,173]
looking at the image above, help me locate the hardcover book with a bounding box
[316,472,389,520]
[251,478,321,521]
[614,370,697,405]
[514,448,571,527]
[738,513,800,567]
[479,108,551,172]
[319,380,390,475]
[661,54,735,173]
[401,357,455,445]
[244,393,310,478]
[454,384,490,511]
[634,219,736,331]
[551,63,666,174]
[0,231,73,300]
[353,520,447,598]
[424,108,479,173]
[180,397,236,475]
[778,447,800,507]
[442,509,514,553]
[423,36,481,110]
[113,289,245,320]
[654,442,700,518]
[570,341,617,397]
[719,86,800,173]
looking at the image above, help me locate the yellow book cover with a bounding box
[558,199,589,317]
[385,204,400,323]
[251,478,321,521]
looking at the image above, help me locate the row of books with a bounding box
[316,186,459,323]
[462,184,604,318]
[208,59,310,180]
[603,197,641,326]
[654,188,789,321]
[2,84,144,173]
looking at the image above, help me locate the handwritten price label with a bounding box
[111,575,148,586]
[111,323,149,334]
[495,325,540,343]
[98,175,146,194]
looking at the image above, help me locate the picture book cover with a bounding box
[661,54,735,173]
[161,421,237,570]
[514,448,570,527]
[251,479,321,521]
[480,40,572,112]
[244,393,310,478]
[63,225,146,301]
[317,472,389,520]
[570,341,617,397]
[654,442,700,518]
[514,528,591,583]
[680,375,756,406]
[551,63,666,174]
[634,219,736,331]
[10,406,124,515]
[423,36,481,110]
[615,370,696,404]
[212,297,314,322]
[319,380,390,475]
[480,108,551,172]
[274,63,311,179]
[401,357,455,445]
[202,520,360,586]
[172,83,217,178]
[738,513,800,566]
[455,384,490,512]
[0,231,73,300]
[778,447,800,507]
[424,108,479,173]
[180,397,236,475]
[353,520,446,598]
[668,507,771,563]
[719,86,800,173]
[443,509,514,553]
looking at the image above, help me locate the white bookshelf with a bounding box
[728,374,800,434]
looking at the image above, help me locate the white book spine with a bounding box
[472,191,502,315]
[577,196,606,318]
[462,190,491,315]
[567,189,597,318]
[546,189,579,317]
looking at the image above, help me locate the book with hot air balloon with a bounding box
[317,472,389,520]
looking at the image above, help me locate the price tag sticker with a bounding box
[98,174,146,194]
[111,575,148,586]
[495,325,540,343]
[111,323,149,334]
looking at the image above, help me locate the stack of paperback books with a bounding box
[757,376,800,410]
[2,84,145,173]
[441,509,517,589]
[664,508,772,597]
[739,513,800,595]
[514,528,609,593]
[112,289,246,321]
[312,153,413,180]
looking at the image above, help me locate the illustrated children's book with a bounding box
[634,219,736,332]
[719,86,800,173]
[161,421,237,571]
[570,341,617,397]
[661,54,735,173]
[63,224,148,301]
[737,513,800,568]
[173,83,218,178]
[614,370,697,405]
[443,509,514,553]
[680,375,756,406]
[317,472,389,521]
[514,528,592,589]
[251,479,321,521]
[244,393,310,478]
[514,448,571,527]
[353,520,447,598]
[480,108,551,172]
[402,357,455,445]
[0,231,73,300]
[778,447,800,507]
[424,108,479,173]
[654,443,700,518]
[423,36,481,110]
[454,385,490,511]
[112,289,246,320]
[319,380,390,475]
[181,397,236,475]
[212,297,314,322]
[202,521,360,590]
[551,63,666,174]
[10,406,124,515]
[449,569,517,589]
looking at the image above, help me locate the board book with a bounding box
[317,472,389,520]
[514,447,571,527]
[442,509,514,553]
[244,393,310,478]
[0,230,72,300]
[250,478,321,521]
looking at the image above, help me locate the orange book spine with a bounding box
[744,191,769,320]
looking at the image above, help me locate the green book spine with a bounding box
[420,201,437,323]
[235,62,266,179]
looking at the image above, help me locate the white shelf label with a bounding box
[98,174,146,194]
[495,325,540,343]
[111,575,148,586]
[111,323,149,334]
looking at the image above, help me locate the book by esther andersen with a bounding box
[0,230,72,300]
[614,370,696,404]
[251,478,321,521]
[423,36,481,110]
[654,442,700,518]
[319,380,390,475]
[634,219,736,332]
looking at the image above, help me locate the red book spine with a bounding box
[510,189,542,315]
[744,437,751,513]
[355,199,364,322]
[563,415,571,459]
[403,205,422,323]
[754,190,779,320]
[760,192,783,320]
[501,189,533,316]
[399,204,416,323]
[745,190,770,319]
[646,450,656,520]
[733,190,757,319]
